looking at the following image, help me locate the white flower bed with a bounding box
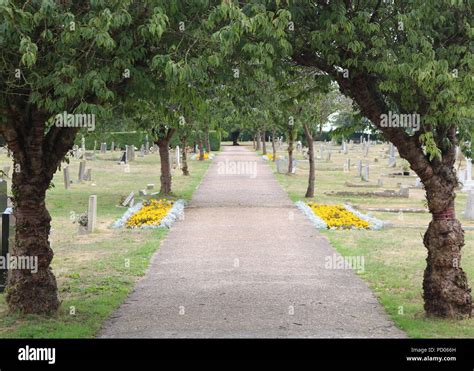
[295,201,387,230]
[295,201,328,229]
[343,203,387,230]
[111,199,186,229]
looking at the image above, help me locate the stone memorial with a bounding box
[63,167,71,189]
[465,190,474,220]
[78,160,86,182]
[87,195,97,233]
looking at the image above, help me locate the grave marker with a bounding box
[465,190,474,220]
[87,195,97,233]
[84,169,92,181]
[78,161,86,182]
[122,192,135,207]
[100,143,107,153]
[63,167,71,189]
[0,208,15,292]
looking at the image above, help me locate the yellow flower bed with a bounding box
[197,152,209,160]
[126,199,173,228]
[307,202,370,230]
[266,153,274,160]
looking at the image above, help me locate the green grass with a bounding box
[0,151,211,338]
[256,142,474,338]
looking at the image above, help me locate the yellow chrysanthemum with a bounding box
[126,199,173,228]
[307,202,370,230]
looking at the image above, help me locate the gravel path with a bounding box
[99,146,405,338]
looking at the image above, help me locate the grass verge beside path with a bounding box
[0,151,211,338]
[256,143,474,338]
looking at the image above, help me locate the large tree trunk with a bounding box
[287,128,295,174]
[2,111,77,314]
[303,123,315,198]
[231,129,240,146]
[422,158,472,318]
[181,138,189,176]
[198,136,204,161]
[271,128,277,162]
[7,173,59,314]
[157,139,172,195]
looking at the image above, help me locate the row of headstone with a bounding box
[63,161,93,189]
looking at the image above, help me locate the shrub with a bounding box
[209,130,221,151]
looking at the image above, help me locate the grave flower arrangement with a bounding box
[295,201,386,230]
[111,198,185,229]
[125,199,173,228]
[262,153,274,161]
[307,203,370,230]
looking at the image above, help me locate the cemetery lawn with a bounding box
[258,143,474,338]
[0,152,211,338]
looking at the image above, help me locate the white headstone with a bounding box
[176,146,181,168]
[465,190,474,220]
[63,167,70,189]
[87,195,97,233]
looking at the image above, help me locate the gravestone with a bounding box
[358,160,363,177]
[87,195,97,233]
[63,167,71,189]
[176,146,181,168]
[119,151,127,164]
[111,141,115,152]
[100,142,107,153]
[147,184,155,190]
[388,157,397,168]
[84,169,92,181]
[399,185,410,198]
[0,208,15,292]
[126,145,135,162]
[122,192,135,207]
[139,145,145,157]
[465,190,474,220]
[93,140,97,153]
[72,145,79,159]
[462,159,473,191]
[81,136,86,152]
[276,159,287,174]
[145,136,150,155]
[361,164,369,182]
[78,161,86,182]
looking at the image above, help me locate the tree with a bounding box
[284,0,474,318]
[0,1,174,314]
